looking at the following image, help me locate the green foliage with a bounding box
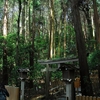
[34,34,49,59]
[0,35,4,69]
[7,33,16,56]
[0,0,96,86]
[33,0,41,10]
[0,35,4,54]
[66,25,77,56]
[0,1,4,20]
[88,50,100,70]
[51,71,62,80]
[5,33,30,84]
[83,76,93,94]
[5,33,49,84]
[33,63,45,79]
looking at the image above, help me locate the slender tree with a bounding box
[22,0,26,40]
[93,0,100,46]
[2,0,8,84]
[93,0,100,88]
[70,0,93,95]
[49,0,55,59]
[16,0,21,67]
[29,0,35,72]
[60,1,67,57]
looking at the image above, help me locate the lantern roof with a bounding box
[38,58,78,65]
[57,63,79,71]
[18,68,30,72]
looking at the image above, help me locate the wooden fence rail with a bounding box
[76,96,100,100]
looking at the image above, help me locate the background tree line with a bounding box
[0,0,100,96]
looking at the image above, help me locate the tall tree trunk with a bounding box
[28,0,35,88]
[16,0,21,67]
[8,0,15,33]
[83,6,94,51]
[70,0,93,96]
[28,0,31,38]
[49,0,55,59]
[61,2,67,57]
[2,42,8,85]
[93,0,100,46]
[3,0,8,36]
[79,2,94,51]
[22,0,26,40]
[84,8,93,40]
[2,0,8,85]
[93,0,100,88]
[63,22,67,58]
[58,27,61,57]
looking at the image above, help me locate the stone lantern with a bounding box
[18,68,30,100]
[58,63,76,82]
[58,63,77,100]
[18,68,29,80]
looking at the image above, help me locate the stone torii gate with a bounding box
[38,58,79,100]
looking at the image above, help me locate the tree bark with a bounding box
[16,0,21,67]
[49,0,55,59]
[83,5,93,40]
[93,0,100,88]
[70,0,93,96]
[93,0,100,46]
[2,0,8,85]
[29,1,35,75]
[22,0,26,40]
[61,2,67,57]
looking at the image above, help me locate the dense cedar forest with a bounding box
[0,0,100,99]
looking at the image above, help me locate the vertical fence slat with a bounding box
[89,96,93,100]
[93,97,96,100]
[79,96,82,100]
[82,95,86,100]
[76,96,100,100]
[76,96,79,100]
[86,96,89,100]
[97,97,100,100]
